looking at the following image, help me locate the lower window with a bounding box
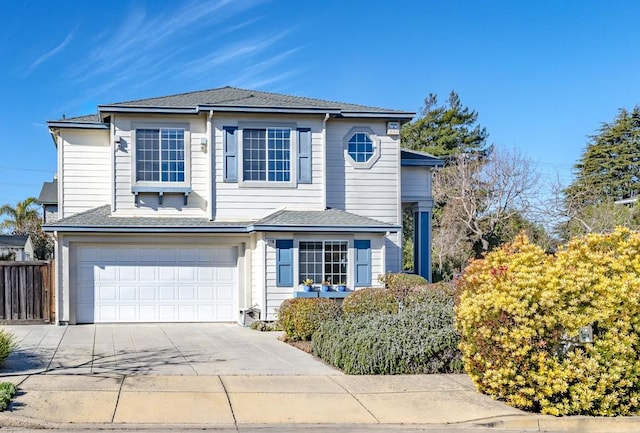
[299,241,347,285]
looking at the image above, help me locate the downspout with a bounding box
[53,230,60,325]
[52,129,64,219]
[111,116,116,212]
[207,110,214,220]
[322,113,330,209]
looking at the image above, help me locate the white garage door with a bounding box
[75,245,238,323]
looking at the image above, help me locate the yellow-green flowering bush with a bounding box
[456,228,640,416]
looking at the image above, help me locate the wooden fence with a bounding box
[0,261,54,323]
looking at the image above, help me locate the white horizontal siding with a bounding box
[326,119,400,224]
[401,167,433,201]
[61,130,111,217]
[112,115,208,217]
[213,114,324,221]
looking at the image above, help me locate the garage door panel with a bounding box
[216,284,234,301]
[139,306,156,321]
[178,267,195,281]
[96,266,117,282]
[159,267,176,281]
[119,285,137,301]
[75,245,238,323]
[159,286,176,300]
[139,267,156,281]
[158,305,176,320]
[178,286,195,300]
[139,285,156,300]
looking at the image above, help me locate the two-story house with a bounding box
[44,87,442,325]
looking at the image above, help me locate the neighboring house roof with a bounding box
[44,205,399,234]
[48,86,415,128]
[400,149,445,167]
[37,179,58,205]
[0,235,29,248]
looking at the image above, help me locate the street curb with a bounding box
[471,414,640,432]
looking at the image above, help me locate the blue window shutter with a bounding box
[276,240,294,287]
[354,240,371,287]
[297,128,312,184]
[223,127,238,182]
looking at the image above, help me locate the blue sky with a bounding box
[1,0,639,209]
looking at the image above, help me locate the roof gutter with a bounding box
[43,224,401,234]
[249,224,400,233]
[98,106,198,115]
[47,121,109,130]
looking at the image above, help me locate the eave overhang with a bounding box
[47,121,109,130]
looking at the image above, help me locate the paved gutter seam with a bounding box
[159,325,198,375]
[328,376,380,423]
[218,376,239,431]
[90,325,97,373]
[44,324,68,373]
[110,374,126,423]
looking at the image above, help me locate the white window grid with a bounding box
[243,128,291,182]
[136,128,185,182]
[347,132,374,163]
[298,241,348,285]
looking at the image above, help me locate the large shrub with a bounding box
[456,228,640,416]
[379,272,428,302]
[313,296,462,374]
[342,288,398,316]
[277,298,341,341]
[405,282,457,308]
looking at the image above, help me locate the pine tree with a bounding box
[567,106,640,203]
[401,91,489,157]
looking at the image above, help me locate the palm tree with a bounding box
[0,197,40,234]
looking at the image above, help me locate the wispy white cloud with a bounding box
[63,0,304,105]
[26,28,77,75]
[71,0,265,84]
[182,31,292,77]
[227,47,303,89]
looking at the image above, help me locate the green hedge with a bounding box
[379,272,429,302]
[342,288,398,316]
[277,298,341,341]
[312,296,462,374]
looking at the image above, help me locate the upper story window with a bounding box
[136,128,185,182]
[347,132,374,163]
[243,128,291,182]
[343,127,381,169]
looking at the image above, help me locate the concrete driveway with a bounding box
[0,324,339,376]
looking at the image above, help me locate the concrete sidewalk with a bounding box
[0,374,638,431]
[2,374,519,426]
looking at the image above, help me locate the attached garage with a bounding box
[74,244,238,323]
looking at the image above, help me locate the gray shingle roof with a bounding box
[63,114,101,123]
[254,209,398,231]
[49,87,415,124]
[44,205,399,234]
[105,86,409,115]
[0,235,29,248]
[37,179,58,204]
[44,205,251,232]
[400,149,445,167]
